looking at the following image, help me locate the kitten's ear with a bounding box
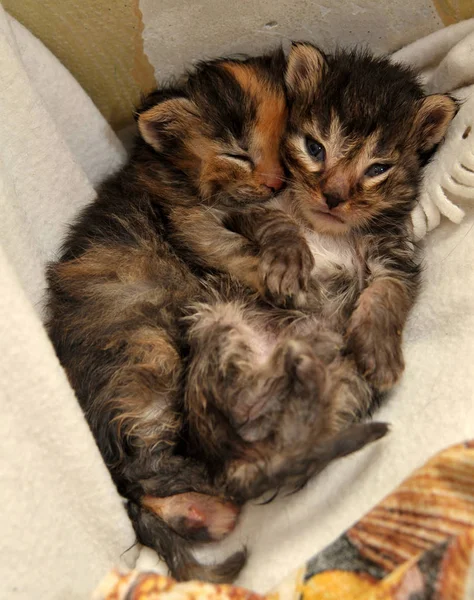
[286,42,326,96]
[412,94,457,152]
[138,97,201,152]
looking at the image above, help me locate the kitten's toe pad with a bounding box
[142,493,240,542]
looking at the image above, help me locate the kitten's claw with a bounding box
[259,238,314,307]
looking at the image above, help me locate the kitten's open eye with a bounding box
[365,163,392,178]
[305,137,325,161]
[222,153,254,167]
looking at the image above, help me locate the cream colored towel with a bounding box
[0,7,135,600]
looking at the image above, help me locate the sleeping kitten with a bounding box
[46,52,285,582]
[47,51,384,583]
[138,58,314,306]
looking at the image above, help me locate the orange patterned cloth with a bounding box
[93,441,474,600]
[92,571,265,600]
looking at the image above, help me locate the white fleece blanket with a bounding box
[0,8,134,600]
[0,8,473,598]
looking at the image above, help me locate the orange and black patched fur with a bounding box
[47,51,386,583]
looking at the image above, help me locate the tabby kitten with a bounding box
[46,52,285,582]
[276,43,457,390]
[47,51,384,583]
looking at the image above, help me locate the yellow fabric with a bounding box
[433,0,474,24]
[3,0,156,130]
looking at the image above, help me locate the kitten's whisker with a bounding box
[258,172,293,184]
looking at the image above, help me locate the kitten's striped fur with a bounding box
[46,45,455,582]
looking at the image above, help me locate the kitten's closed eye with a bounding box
[305,137,326,162]
[365,163,392,178]
[221,153,254,168]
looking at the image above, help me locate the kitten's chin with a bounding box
[305,209,351,235]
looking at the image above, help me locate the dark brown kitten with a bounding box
[274,43,456,391]
[46,51,385,582]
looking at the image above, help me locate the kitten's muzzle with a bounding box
[324,192,345,210]
[311,201,345,224]
[321,171,349,210]
[257,167,284,192]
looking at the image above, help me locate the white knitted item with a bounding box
[411,92,474,239]
[393,20,474,240]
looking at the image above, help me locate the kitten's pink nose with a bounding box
[260,169,284,192]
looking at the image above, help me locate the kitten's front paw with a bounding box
[346,321,405,391]
[259,238,314,307]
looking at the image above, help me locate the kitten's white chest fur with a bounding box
[270,195,363,287]
[303,230,358,280]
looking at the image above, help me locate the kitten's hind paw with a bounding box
[346,317,405,392]
[142,493,240,542]
[282,339,326,392]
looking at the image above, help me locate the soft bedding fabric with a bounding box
[93,439,474,600]
[0,7,473,599]
[0,7,134,600]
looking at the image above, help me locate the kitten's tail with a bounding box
[127,502,247,583]
[227,421,389,502]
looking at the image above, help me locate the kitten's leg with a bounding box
[346,278,409,391]
[170,205,314,306]
[48,250,244,581]
[225,422,389,502]
[346,237,420,391]
[103,341,244,576]
[169,205,264,294]
[80,325,241,547]
[141,493,240,542]
[225,206,315,307]
[127,502,246,583]
[221,317,379,501]
[185,301,328,448]
[283,315,374,420]
[186,304,384,503]
[123,455,241,543]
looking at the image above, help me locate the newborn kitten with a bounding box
[47,51,384,582]
[222,44,456,394]
[276,43,456,391]
[46,52,286,582]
